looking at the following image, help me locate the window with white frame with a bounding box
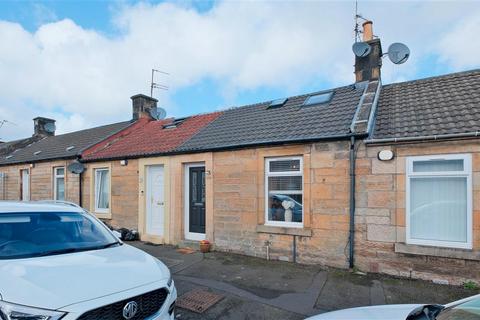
[53,167,65,201]
[20,169,30,201]
[406,154,472,249]
[265,157,303,227]
[94,168,110,213]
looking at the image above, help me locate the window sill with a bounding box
[395,243,480,261]
[94,212,112,220]
[256,225,312,237]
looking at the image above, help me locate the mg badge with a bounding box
[122,301,138,319]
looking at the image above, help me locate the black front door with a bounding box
[189,166,206,234]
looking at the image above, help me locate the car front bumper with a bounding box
[59,282,177,320]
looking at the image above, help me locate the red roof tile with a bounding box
[81,112,222,161]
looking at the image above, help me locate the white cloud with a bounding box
[0,1,479,140]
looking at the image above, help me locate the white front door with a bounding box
[146,165,165,236]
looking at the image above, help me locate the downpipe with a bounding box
[348,136,356,269]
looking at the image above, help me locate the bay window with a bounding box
[406,154,472,249]
[94,168,110,213]
[265,157,303,227]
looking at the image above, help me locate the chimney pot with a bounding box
[131,94,158,120]
[33,117,56,137]
[362,20,373,42]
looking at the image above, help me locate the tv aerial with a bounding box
[149,68,169,120]
[150,69,169,98]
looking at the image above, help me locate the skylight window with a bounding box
[5,155,13,159]
[303,91,334,107]
[268,98,287,109]
[33,151,42,156]
[66,146,75,151]
[163,117,188,129]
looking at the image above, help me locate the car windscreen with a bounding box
[0,211,118,259]
[437,297,480,320]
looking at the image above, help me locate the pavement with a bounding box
[131,241,477,319]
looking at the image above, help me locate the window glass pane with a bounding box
[268,176,302,191]
[95,170,109,210]
[410,177,467,243]
[56,168,65,176]
[268,194,302,223]
[413,159,464,172]
[56,177,65,201]
[269,159,300,172]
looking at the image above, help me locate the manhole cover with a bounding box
[176,289,224,313]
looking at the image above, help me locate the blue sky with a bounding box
[0,1,479,140]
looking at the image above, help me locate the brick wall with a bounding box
[211,142,352,268]
[356,140,480,285]
[0,160,79,203]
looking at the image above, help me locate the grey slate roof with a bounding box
[372,69,480,139]
[0,121,132,165]
[0,137,37,156]
[177,83,366,152]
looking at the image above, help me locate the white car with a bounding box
[307,294,480,320]
[0,201,177,320]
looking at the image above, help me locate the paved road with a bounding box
[131,242,475,319]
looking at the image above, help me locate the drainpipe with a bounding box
[78,171,83,207]
[348,135,356,269]
[292,235,297,263]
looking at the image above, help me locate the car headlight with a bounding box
[167,273,173,288]
[0,300,66,320]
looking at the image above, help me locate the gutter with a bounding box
[80,133,368,163]
[365,131,480,145]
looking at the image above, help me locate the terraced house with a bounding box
[0,24,478,286]
[0,117,132,204]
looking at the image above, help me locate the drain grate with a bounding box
[176,289,224,313]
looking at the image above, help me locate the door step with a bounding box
[178,240,201,250]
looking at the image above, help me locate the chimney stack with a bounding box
[354,20,382,82]
[131,94,158,120]
[33,117,56,137]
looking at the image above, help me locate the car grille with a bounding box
[77,288,169,320]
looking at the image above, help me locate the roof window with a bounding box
[33,151,42,156]
[66,146,75,151]
[268,98,287,109]
[163,117,188,129]
[5,155,13,159]
[303,91,334,107]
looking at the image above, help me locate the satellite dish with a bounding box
[149,107,167,120]
[352,42,371,58]
[156,107,167,120]
[67,161,85,174]
[388,42,410,64]
[44,122,56,133]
